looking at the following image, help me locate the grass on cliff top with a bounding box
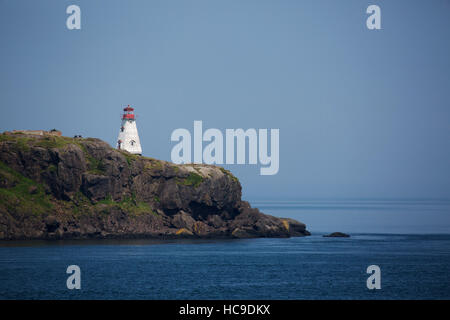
[0,161,53,216]
[0,133,108,175]
[1,132,239,184]
[0,133,82,150]
[117,151,161,167]
[118,150,139,167]
[143,159,163,172]
[219,167,239,183]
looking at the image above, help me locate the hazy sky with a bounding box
[1,0,449,201]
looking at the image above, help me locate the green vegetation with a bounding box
[35,136,71,149]
[70,192,157,217]
[96,194,115,205]
[0,133,107,175]
[71,191,94,216]
[0,134,14,142]
[177,172,204,188]
[15,137,31,151]
[118,150,139,167]
[121,199,155,217]
[0,159,155,219]
[86,156,106,175]
[219,167,239,183]
[0,133,89,154]
[96,194,157,217]
[0,135,32,152]
[0,161,53,216]
[0,133,220,221]
[143,159,163,173]
[0,134,164,223]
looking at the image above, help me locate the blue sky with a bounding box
[1,0,449,201]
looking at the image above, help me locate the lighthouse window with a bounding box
[120,126,124,132]
[130,140,135,146]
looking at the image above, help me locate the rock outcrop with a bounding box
[323,232,350,238]
[0,132,310,240]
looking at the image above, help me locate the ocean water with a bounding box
[253,199,450,234]
[0,200,449,300]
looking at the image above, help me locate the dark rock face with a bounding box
[323,232,350,238]
[0,133,310,240]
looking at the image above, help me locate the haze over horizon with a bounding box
[1,0,449,202]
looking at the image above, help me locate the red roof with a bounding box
[123,105,134,111]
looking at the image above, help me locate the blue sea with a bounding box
[0,200,449,300]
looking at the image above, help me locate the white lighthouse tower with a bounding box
[117,105,142,155]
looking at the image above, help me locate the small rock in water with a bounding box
[323,232,350,238]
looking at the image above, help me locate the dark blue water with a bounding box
[1,234,449,299]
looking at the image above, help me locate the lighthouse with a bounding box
[117,105,142,155]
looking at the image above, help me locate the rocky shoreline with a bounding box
[0,132,310,240]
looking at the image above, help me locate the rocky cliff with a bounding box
[0,132,309,240]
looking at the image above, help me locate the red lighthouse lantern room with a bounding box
[122,105,135,120]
